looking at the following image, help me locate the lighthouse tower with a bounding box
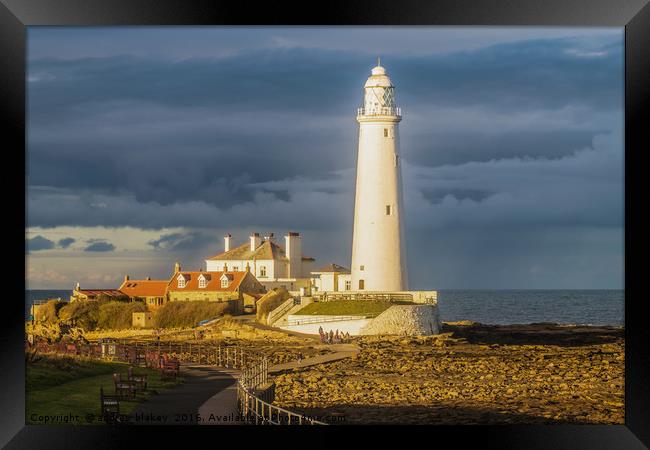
[350,60,407,292]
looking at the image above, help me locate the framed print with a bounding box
[2,0,649,447]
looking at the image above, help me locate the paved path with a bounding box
[269,343,360,373]
[129,365,236,425]
[197,368,245,425]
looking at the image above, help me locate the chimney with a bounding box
[250,232,261,251]
[146,276,151,281]
[285,232,302,278]
[174,262,181,273]
[75,282,80,291]
[264,232,274,241]
[124,275,129,282]
[223,263,228,272]
[245,262,251,273]
[224,234,232,252]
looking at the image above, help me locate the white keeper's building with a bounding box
[205,232,315,292]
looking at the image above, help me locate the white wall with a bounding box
[280,317,373,335]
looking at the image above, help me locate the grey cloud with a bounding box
[402,130,623,231]
[148,231,218,252]
[26,36,622,212]
[26,235,55,252]
[83,240,116,252]
[57,237,75,248]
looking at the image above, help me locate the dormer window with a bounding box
[220,273,231,289]
[176,274,187,288]
[198,276,207,289]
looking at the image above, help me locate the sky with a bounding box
[25,26,624,290]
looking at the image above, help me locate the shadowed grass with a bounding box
[26,354,181,425]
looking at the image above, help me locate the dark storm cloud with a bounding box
[83,240,116,252]
[26,235,55,252]
[148,231,218,252]
[57,237,75,248]
[27,36,621,214]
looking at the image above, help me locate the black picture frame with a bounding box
[3,0,648,447]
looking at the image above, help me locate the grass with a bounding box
[154,301,229,328]
[26,354,181,425]
[295,300,413,316]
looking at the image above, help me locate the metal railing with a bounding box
[29,340,327,425]
[266,298,296,325]
[357,106,401,117]
[287,314,376,326]
[311,290,438,305]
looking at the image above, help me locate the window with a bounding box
[177,277,186,288]
[221,278,229,288]
[345,280,351,291]
[360,265,364,271]
[359,279,365,290]
[260,266,267,277]
[198,277,207,288]
[395,154,399,167]
[386,205,392,215]
[233,266,239,272]
[384,128,388,137]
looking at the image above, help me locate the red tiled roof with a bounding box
[118,279,168,297]
[167,271,247,292]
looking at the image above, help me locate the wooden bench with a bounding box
[100,387,121,424]
[160,357,180,380]
[113,373,137,399]
[135,351,147,367]
[127,366,148,390]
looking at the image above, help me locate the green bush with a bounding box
[96,293,130,303]
[256,288,291,324]
[35,300,66,324]
[59,301,100,331]
[154,301,230,329]
[97,301,147,330]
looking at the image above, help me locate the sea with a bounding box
[25,289,624,326]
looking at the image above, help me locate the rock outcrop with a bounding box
[360,305,440,336]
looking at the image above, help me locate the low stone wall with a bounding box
[360,304,440,336]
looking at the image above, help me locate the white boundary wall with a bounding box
[279,317,373,335]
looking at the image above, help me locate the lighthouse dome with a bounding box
[364,63,394,88]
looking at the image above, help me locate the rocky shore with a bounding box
[273,322,624,424]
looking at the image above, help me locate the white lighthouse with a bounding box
[350,60,408,292]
